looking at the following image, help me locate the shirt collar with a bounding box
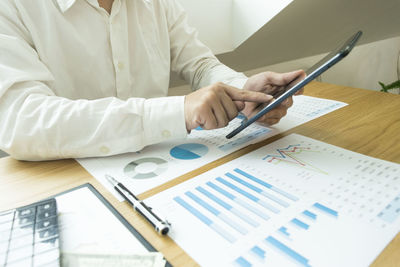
[55,0,77,13]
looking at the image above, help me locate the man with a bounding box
[0,0,305,160]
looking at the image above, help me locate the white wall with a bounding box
[176,0,292,54]
[177,0,233,54]
[232,0,292,47]
[172,0,400,93]
[324,37,400,91]
[217,0,400,74]
[246,36,400,92]
[169,37,400,95]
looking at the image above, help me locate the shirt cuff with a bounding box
[142,96,188,145]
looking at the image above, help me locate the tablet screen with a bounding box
[226,31,362,139]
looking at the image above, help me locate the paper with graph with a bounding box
[77,96,347,198]
[146,134,400,267]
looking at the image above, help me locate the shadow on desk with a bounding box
[0,150,8,158]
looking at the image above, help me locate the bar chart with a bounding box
[146,134,400,267]
[234,202,339,267]
[172,168,299,244]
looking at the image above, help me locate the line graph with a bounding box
[146,133,400,267]
[262,144,328,174]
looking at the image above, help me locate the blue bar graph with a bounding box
[174,196,211,225]
[234,168,299,201]
[291,218,309,230]
[278,226,290,237]
[265,236,311,267]
[174,196,236,243]
[225,172,289,207]
[302,210,317,220]
[195,186,259,227]
[235,256,252,267]
[216,177,280,214]
[251,246,266,259]
[313,202,338,217]
[206,181,270,221]
[185,191,248,235]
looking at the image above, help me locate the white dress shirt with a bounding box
[0,0,247,160]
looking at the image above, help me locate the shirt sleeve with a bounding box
[164,0,248,90]
[0,2,187,161]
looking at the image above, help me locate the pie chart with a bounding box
[124,157,168,179]
[170,143,208,160]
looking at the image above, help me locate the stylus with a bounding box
[226,87,298,139]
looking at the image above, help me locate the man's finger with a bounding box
[286,71,306,90]
[282,97,293,108]
[211,101,229,128]
[254,105,288,123]
[264,118,281,125]
[233,100,245,111]
[295,88,304,96]
[223,84,273,103]
[267,70,306,86]
[218,92,240,121]
[201,108,218,130]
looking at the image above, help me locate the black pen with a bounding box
[105,174,171,235]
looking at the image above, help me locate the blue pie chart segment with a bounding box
[170,143,209,160]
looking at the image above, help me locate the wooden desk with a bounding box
[1,81,399,266]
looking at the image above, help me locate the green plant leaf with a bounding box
[378,80,400,92]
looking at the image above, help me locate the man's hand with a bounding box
[184,82,273,131]
[242,70,306,125]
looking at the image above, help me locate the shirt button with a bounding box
[117,62,124,70]
[100,146,110,154]
[162,130,171,138]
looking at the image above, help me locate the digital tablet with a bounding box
[226,30,362,139]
